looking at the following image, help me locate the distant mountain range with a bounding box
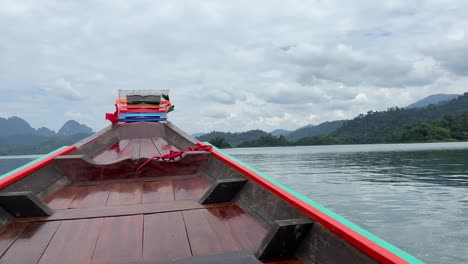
[332,93,468,143]
[270,129,292,137]
[285,120,346,141]
[406,94,460,108]
[6,92,461,153]
[196,92,468,147]
[196,120,347,147]
[0,117,93,137]
[0,117,93,155]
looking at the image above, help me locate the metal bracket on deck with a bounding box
[256,218,314,261]
[199,178,247,204]
[0,191,53,217]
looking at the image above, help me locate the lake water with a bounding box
[226,142,468,264]
[0,155,41,175]
[1,143,467,263]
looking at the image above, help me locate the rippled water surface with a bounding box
[226,142,468,264]
[0,156,38,175]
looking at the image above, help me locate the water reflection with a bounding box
[226,143,468,264]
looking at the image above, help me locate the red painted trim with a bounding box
[204,144,408,264]
[0,146,77,189]
[120,109,167,113]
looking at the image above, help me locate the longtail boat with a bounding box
[0,90,423,264]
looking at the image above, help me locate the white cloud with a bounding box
[423,40,468,75]
[53,78,83,101]
[284,44,441,87]
[64,111,91,122]
[0,0,467,133]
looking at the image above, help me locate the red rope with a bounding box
[136,145,212,172]
[105,104,119,124]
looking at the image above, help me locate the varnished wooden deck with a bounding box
[43,176,212,209]
[0,176,272,264]
[93,138,178,162]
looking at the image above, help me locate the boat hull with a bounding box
[0,121,422,264]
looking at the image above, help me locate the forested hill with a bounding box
[197,93,468,148]
[333,92,468,143]
[0,117,94,155]
[286,120,346,141]
[196,130,270,146]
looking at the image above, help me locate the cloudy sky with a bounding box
[1,1,467,134]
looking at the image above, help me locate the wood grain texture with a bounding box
[38,218,102,264]
[17,200,212,222]
[91,215,143,264]
[69,185,111,209]
[139,138,160,158]
[173,177,213,201]
[183,209,240,256]
[92,139,129,163]
[106,182,143,206]
[0,222,28,256]
[143,212,191,262]
[152,138,178,155]
[142,180,174,203]
[183,205,269,257]
[0,221,61,264]
[216,205,268,251]
[71,174,197,186]
[117,139,141,160]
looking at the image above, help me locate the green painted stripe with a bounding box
[0,146,69,181]
[209,144,424,264]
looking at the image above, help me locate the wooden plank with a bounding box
[152,138,178,155]
[182,205,269,257]
[92,139,129,163]
[182,209,240,256]
[38,218,102,264]
[173,176,213,201]
[91,215,143,264]
[44,185,80,210]
[0,222,29,256]
[71,174,198,186]
[37,176,71,200]
[139,138,160,158]
[106,182,143,206]
[117,138,141,160]
[69,185,111,209]
[0,221,61,264]
[143,212,191,262]
[142,180,174,203]
[17,200,213,222]
[214,205,269,251]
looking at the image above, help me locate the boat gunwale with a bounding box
[0,122,423,264]
[0,146,77,189]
